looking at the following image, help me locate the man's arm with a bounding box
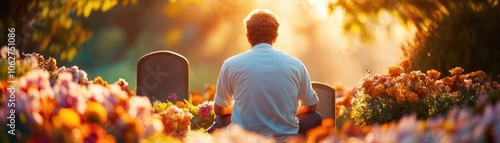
[214,62,234,116]
[296,63,319,116]
[296,104,317,116]
[214,104,233,116]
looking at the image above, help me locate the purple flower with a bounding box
[168,93,177,101]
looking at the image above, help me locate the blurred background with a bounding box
[1,0,499,92]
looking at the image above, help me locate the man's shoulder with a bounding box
[223,51,250,65]
[278,51,304,66]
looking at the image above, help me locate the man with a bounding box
[207,9,322,142]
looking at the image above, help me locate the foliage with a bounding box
[331,0,500,78]
[350,60,500,126]
[331,0,498,38]
[402,2,500,78]
[0,0,137,60]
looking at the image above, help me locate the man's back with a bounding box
[215,43,317,142]
[211,9,321,143]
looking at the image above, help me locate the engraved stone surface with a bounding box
[137,51,189,103]
[312,82,335,119]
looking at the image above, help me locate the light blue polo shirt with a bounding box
[214,43,319,142]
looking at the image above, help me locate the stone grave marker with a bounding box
[312,82,335,119]
[137,51,189,103]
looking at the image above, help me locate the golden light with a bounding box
[163,0,415,88]
[307,0,330,21]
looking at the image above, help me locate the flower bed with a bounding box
[350,60,500,126]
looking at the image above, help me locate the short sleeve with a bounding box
[297,64,319,106]
[214,62,234,107]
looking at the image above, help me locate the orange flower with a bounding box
[362,80,374,89]
[475,70,487,80]
[385,87,398,97]
[406,92,419,103]
[371,84,386,97]
[306,119,335,143]
[460,75,467,81]
[426,79,436,88]
[388,66,403,77]
[449,67,464,75]
[399,60,412,71]
[80,123,117,143]
[191,93,203,106]
[416,86,429,98]
[427,69,441,80]
[417,73,426,81]
[396,94,406,104]
[469,71,477,78]
[175,101,186,108]
[387,99,394,104]
[408,73,418,81]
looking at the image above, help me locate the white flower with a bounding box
[142,117,164,136]
[128,96,152,118]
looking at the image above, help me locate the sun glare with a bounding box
[307,0,330,21]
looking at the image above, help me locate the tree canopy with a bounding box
[0,0,137,60]
[332,0,500,77]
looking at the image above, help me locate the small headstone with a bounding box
[312,82,335,119]
[137,51,189,103]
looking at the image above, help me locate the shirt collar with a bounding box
[251,43,274,51]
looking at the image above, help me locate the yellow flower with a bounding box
[388,66,403,77]
[93,76,109,87]
[427,69,441,80]
[58,108,81,129]
[84,101,108,124]
[449,67,464,75]
[399,60,412,71]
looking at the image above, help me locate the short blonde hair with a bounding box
[244,9,280,47]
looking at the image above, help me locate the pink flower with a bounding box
[198,102,214,120]
[168,93,178,101]
[17,70,54,112]
[53,72,87,114]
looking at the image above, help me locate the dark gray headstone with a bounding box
[137,51,189,103]
[312,82,335,119]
